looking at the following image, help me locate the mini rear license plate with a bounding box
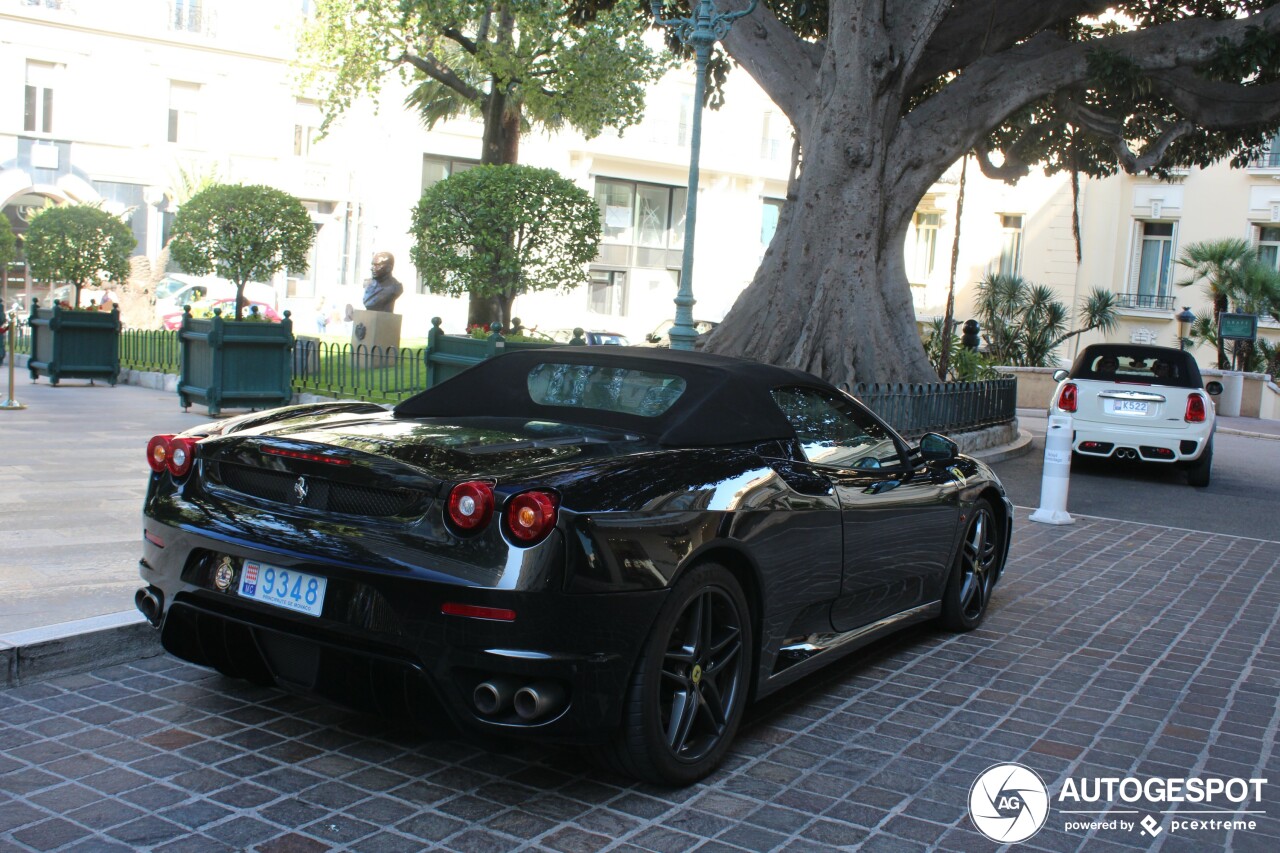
[1112,399,1148,415]
[238,560,327,617]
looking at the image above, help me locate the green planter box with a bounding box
[423,318,576,388]
[178,308,295,416]
[27,301,121,386]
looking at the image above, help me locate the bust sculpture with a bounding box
[362,252,403,313]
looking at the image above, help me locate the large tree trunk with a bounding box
[468,82,521,329]
[707,7,935,386]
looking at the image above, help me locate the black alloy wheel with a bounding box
[598,562,752,785]
[941,498,1002,631]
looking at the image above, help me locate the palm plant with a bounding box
[1176,238,1254,368]
[972,273,1118,367]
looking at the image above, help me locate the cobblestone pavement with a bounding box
[2,509,1278,852]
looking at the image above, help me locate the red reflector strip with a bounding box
[441,602,516,622]
[144,530,165,548]
[261,447,352,465]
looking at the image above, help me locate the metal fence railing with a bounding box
[120,329,180,373]
[851,376,1017,439]
[291,338,429,404]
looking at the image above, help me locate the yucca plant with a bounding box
[973,273,1118,367]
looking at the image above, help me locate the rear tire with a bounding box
[1186,439,1213,487]
[595,562,752,785]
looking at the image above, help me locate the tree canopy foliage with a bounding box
[168,184,314,320]
[24,205,135,307]
[692,0,1280,383]
[297,0,667,164]
[410,164,601,328]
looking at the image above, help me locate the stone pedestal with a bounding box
[351,309,402,353]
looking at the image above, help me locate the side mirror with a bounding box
[1205,380,1223,396]
[919,432,958,463]
[1052,368,1070,383]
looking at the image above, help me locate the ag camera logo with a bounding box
[969,763,1050,843]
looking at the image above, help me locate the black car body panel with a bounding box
[140,348,1012,751]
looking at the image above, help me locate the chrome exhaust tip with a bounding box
[134,586,163,627]
[513,682,566,721]
[472,678,518,716]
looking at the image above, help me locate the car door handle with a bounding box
[863,480,900,495]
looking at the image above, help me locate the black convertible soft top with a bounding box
[394,347,835,446]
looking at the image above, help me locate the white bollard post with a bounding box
[1029,414,1073,525]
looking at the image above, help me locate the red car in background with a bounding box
[163,299,283,331]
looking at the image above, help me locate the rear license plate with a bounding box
[1112,399,1148,415]
[238,560,327,617]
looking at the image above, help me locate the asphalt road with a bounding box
[989,411,1280,541]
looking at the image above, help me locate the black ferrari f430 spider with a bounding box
[138,347,1012,784]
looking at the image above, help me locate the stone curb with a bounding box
[1,611,162,689]
[969,428,1034,463]
[1217,426,1280,441]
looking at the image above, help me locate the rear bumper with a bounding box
[1069,420,1210,463]
[139,522,666,743]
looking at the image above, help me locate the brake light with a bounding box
[1185,394,1207,423]
[168,437,199,477]
[505,490,558,545]
[441,602,516,622]
[262,446,352,466]
[1058,382,1078,413]
[147,435,174,473]
[447,481,494,532]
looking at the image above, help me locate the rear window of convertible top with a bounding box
[527,362,688,418]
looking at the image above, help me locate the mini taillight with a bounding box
[147,435,174,473]
[1058,382,1078,413]
[505,491,558,545]
[168,437,199,477]
[447,481,494,532]
[1185,394,1207,423]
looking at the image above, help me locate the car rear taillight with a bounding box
[1058,382,1078,413]
[147,435,174,473]
[1185,394,1207,423]
[447,481,494,532]
[167,437,199,477]
[505,490,558,545]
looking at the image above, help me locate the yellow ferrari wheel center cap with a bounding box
[691,664,702,684]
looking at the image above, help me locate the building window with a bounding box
[1253,132,1280,168]
[168,81,200,145]
[294,98,321,157]
[421,154,478,194]
[910,211,941,281]
[1258,225,1280,271]
[594,178,685,250]
[24,61,57,134]
[996,214,1023,277]
[588,269,628,316]
[760,111,789,161]
[761,198,784,245]
[91,182,148,258]
[172,0,203,32]
[1127,220,1176,309]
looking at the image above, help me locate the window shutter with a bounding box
[1127,221,1144,295]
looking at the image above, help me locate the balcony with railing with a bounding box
[1116,292,1175,311]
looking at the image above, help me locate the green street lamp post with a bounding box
[650,0,756,350]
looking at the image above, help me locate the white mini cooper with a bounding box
[1049,344,1223,487]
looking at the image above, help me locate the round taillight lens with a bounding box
[147,435,174,473]
[447,481,494,532]
[1185,393,1207,423]
[505,491,558,545]
[1058,382,1078,413]
[168,437,199,477]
